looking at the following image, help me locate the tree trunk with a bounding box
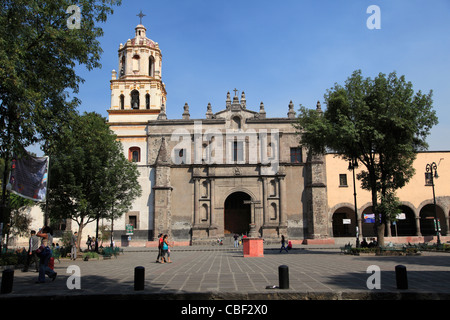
[110,217,114,247]
[95,216,99,252]
[369,173,385,247]
[376,222,385,247]
[76,221,85,252]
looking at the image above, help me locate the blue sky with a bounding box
[73,0,450,151]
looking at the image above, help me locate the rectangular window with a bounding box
[233,141,244,162]
[129,147,140,162]
[339,174,348,187]
[126,211,139,230]
[145,94,150,109]
[129,215,137,229]
[290,147,302,163]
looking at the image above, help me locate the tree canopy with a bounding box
[0,0,121,230]
[297,70,438,246]
[46,112,141,247]
[0,0,121,156]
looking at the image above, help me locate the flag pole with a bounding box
[44,155,50,226]
[0,149,12,255]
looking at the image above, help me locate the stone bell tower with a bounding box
[107,16,167,164]
[108,22,166,122]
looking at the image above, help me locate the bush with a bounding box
[100,246,122,257]
[60,231,74,248]
[405,247,420,254]
[82,251,99,261]
[350,247,378,255]
[417,243,450,252]
[0,253,19,266]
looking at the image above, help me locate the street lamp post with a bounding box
[348,158,360,248]
[425,162,441,245]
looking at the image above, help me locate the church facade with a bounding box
[10,23,449,249]
[107,23,330,245]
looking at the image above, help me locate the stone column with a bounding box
[152,137,172,239]
[305,152,329,239]
[245,200,260,238]
[357,215,363,240]
[209,178,215,225]
[193,178,200,225]
[446,215,450,236]
[415,216,422,236]
[262,177,268,224]
[279,176,287,227]
[209,178,218,236]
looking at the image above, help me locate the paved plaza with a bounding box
[1,244,449,301]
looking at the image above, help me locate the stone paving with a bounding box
[1,244,450,300]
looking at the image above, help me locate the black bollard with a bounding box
[395,265,408,290]
[1,269,14,294]
[134,266,145,291]
[278,265,289,289]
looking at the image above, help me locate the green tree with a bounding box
[100,146,142,247]
[45,112,140,249]
[5,194,34,248]
[378,191,402,229]
[0,0,121,236]
[297,70,438,246]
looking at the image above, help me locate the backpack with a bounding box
[36,245,51,259]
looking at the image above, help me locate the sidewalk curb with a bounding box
[1,291,449,300]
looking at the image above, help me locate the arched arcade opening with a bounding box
[332,206,356,237]
[420,204,447,236]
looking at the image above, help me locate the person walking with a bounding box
[86,235,92,251]
[70,231,78,260]
[161,234,172,263]
[279,235,289,253]
[37,226,54,249]
[35,239,57,283]
[36,227,57,283]
[22,230,39,272]
[156,233,164,263]
[233,233,239,247]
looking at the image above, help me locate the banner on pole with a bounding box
[7,154,49,202]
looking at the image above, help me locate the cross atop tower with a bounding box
[233,88,239,96]
[137,10,146,24]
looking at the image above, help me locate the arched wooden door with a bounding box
[224,192,251,235]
